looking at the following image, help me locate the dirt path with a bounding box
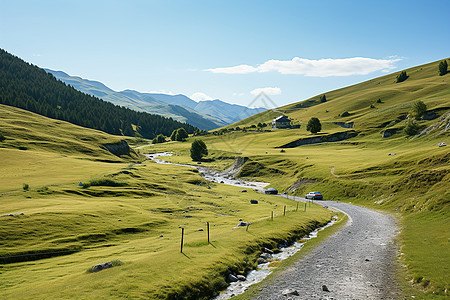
[251,200,400,299]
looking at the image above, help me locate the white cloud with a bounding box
[205,64,258,74]
[206,57,401,77]
[190,92,214,102]
[250,87,282,96]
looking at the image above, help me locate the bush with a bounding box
[190,139,208,161]
[0,132,5,142]
[404,120,420,136]
[306,117,322,134]
[152,134,166,144]
[82,178,127,188]
[341,111,351,117]
[396,71,409,83]
[23,183,29,191]
[411,100,427,120]
[376,98,382,103]
[438,60,448,76]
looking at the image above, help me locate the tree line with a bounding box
[0,49,196,139]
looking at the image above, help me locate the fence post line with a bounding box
[271,211,273,221]
[284,205,286,216]
[296,202,299,211]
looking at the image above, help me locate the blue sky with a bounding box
[1,0,449,108]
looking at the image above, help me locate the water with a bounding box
[146,152,337,299]
[212,217,337,300]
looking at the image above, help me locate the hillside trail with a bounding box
[251,198,401,299]
[147,153,401,299]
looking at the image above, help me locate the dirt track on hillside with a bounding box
[251,200,400,299]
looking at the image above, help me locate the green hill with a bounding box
[230,58,449,134]
[0,49,197,139]
[150,58,449,298]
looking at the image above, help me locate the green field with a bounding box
[0,105,333,299]
[1,58,449,299]
[145,58,449,298]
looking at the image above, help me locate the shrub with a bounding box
[23,183,29,191]
[0,132,5,142]
[341,111,351,117]
[411,100,427,120]
[82,178,127,188]
[404,120,420,136]
[190,139,208,161]
[370,104,375,108]
[376,98,382,103]
[438,60,448,76]
[152,134,166,144]
[396,71,409,83]
[306,117,322,134]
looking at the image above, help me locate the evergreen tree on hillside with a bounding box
[396,71,409,83]
[320,94,327,103]
[439,60,448,76]
[0,49,197,139]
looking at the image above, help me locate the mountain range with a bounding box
[45,69,266,130]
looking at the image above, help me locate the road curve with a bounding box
[251,200,400,299]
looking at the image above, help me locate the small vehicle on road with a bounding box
[265,188,278,195]
[305,191,323,200]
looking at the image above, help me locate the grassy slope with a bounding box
[0,105,333,299]
[230,58,449,129]
[163,59,449,298]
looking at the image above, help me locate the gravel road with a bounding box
[251,200,400,299]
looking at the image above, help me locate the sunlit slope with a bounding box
[231,58,450,130]
[0,104,139,192]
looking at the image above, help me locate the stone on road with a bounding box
[252,201,400,299]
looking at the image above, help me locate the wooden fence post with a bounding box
[180,228,184,253]
[207,222,210,244]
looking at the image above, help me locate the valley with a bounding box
[0,52,448,299]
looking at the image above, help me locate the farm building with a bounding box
[272,115,291,129]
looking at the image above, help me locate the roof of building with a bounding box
[273,115,291,122]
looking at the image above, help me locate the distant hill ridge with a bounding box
[0,48,196,139]
[46,69,266,130]
[230,57,450,135]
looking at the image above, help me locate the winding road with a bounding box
[147,153,401,299]
[251,199,400,299]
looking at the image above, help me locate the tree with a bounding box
[176,128,188,141]
[152,134,166,144]
[190,139,208,161]
[439,60,448,76]
[320,94,327,103]
[170,129,177,141]
[411,100,427,120]
[396,71,408,83]
[307,117,322,134]
[404,120,420,136]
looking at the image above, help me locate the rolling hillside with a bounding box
[230,58,450,135]
[149,58,449,298]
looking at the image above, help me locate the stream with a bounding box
[145,152,337,299]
